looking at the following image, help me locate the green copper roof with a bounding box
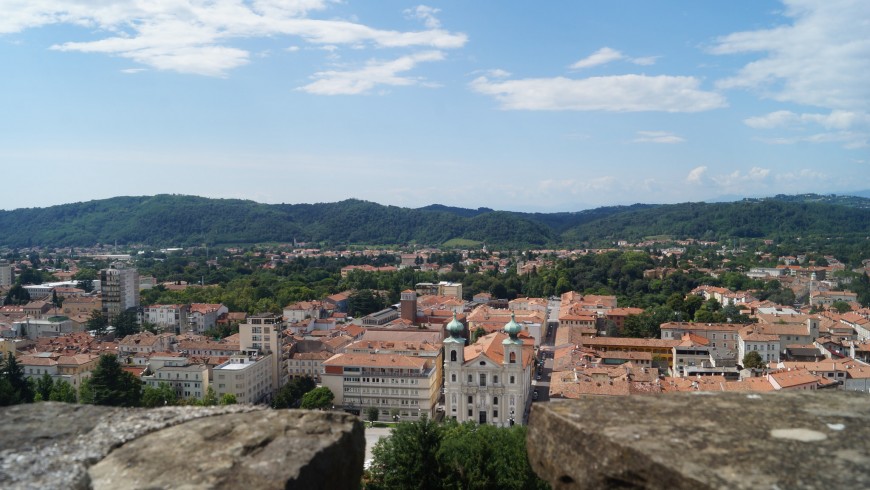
[504,312,522,337]
[446,312,464,337]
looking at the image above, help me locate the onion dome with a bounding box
[504,312,522,338]
[446,312,464,338]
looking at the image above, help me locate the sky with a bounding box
[1,0,868,212]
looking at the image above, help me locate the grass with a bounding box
[442,238,483,248]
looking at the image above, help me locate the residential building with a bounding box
[143,304,189,333]
[322,341,440,420]
[238,313,287,394]
[0,261,13,287]
[142,358,210,400]
[212,353,273,404]
[443,314,533,426]
[737,326,782,365]
[18,352,100,389]
[100,265,140,323]
[118,332,175,356]
[660,322,744,351]
[187,303,228,333]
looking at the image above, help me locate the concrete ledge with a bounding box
[0,403,363,490]
[527,391,870,490]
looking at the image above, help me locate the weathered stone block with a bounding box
[0,402,363,490]
[527,391,870,490]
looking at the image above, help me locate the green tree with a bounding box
[472,326,487,343]
[86,309,108,337]
[300,386,335,410]
[368,415,444,490]
[272,376,317,409]
[219,393,237,405]
[35,373,55,402]
[829,300,852,314]
[201,386,219,406]
[142,382,178,407]
[366,406,380,425]
[3,284,30,306]
[437,421,548,490]
[0,352,33,405]
[88,354,142,407]
[78,378,94,404]
[743,350,765,369]
[49,379,78,403]
[113,309,140,338]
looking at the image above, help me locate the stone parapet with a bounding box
[0,402,363,490]
[527,392,870,489]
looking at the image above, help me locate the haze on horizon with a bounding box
[1,1,868,213]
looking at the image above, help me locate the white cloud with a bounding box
[570,47,658,69]
[298,50,445,95]
[745,110,868,130]
[631,56,659,66]
[711,167,771,188]
[405,5,441,29]
[469,74,726,112]
[634,131,685,144]
[712,0,870,111]
[570,47,624,69]
[1,1,467,77]
[686,166,707,184]
[745,110,869,149]
[776,168,828,182]
[120,68,145,74]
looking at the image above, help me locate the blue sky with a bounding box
[1,0,868,212]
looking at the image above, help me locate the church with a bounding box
[443,313,534,426]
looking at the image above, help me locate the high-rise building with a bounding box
[238,313,287,395]
[100,265,140,323]
[0,261,13,288]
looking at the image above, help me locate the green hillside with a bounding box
[1,193,869,248]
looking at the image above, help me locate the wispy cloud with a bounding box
[744,110,869,149]
[298,50,445,95]
[634,131,685,144]
[570,47,659,70]
[1,1,467,77]
[470,74,726,112]
[686,166,707,184]
[712,0,870,112]
[405,5,441,29]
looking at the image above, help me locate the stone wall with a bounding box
[0,402,363,490]
[527,391,870,489]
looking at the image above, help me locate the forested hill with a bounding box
[0,194,869,248]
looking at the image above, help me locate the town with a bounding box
[2,238,870,487]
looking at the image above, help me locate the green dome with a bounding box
[504,312,522,337]
[446,312,464,337]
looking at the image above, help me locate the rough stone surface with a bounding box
[89,409,364,490]
[0,402,363,490]
[527,391,870,490]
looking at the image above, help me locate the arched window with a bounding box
[493,396,499,405]
[509,352,516,364]
[450,350,457,362]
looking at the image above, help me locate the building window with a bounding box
[451,350,457,362]
[479,374,486,386]
[467,374,472,383]
[451,374,456,383]
[467,395,472,404]
[493,375,498,384]
[510,375,515,384]
[509,352,516,364]
[493,396,499,405]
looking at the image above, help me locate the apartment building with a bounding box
[212,353,273,404]
[100,265,140,323]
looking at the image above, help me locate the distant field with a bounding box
[443,238,483,248]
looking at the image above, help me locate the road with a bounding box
[532,298,560,405]
[364,426,391,464]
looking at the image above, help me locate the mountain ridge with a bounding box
[1,193,869,248]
